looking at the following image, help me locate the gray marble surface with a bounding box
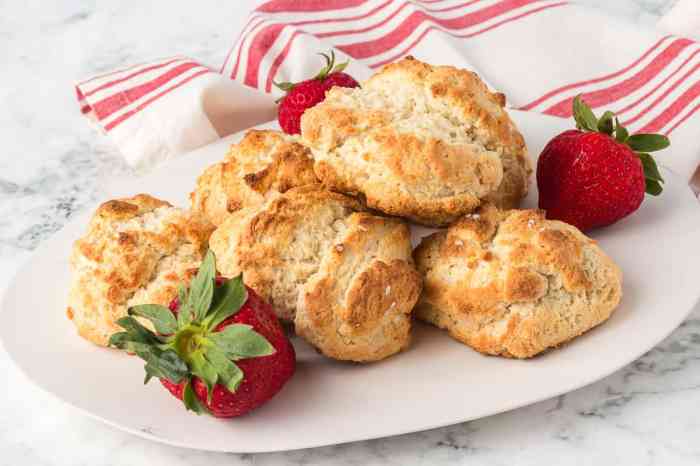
[2,1,696,465]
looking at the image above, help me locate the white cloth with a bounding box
[76,0,700,177]
[659,0,700,41]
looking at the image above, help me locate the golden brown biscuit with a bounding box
[209,185,422,362]
[295,212,422,362]
[67,194,214,346]
[300,57,530,227]
[190,129,318,226]
[413,204,622,358]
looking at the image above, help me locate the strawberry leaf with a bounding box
[597,111,615,135]
[205,347,244,393]
[638,152,664,183]
[627,134,670,152]
[110,316,162,345]
[177,284,188,308]
[209,324,276,360]
[143,348,189,385]
[646,179,663,196]
[273,81,295,92]
[183,379,208,415]
[202,275,248,330]
[331,60,349,74]
[109,317,188,384]
[314,51,334,80]
[109,336,158,362]
[190,352,219,402]
[128,304,177,335]
[187,250,216,323]
[177,300,193,328]
[614,118,629,143]
[573,95,598,132]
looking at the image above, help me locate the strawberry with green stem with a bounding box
[275,50,359,135]
[537,96,670,231]
[109,250,295,418]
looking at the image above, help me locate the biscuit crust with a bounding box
[191,129,318,226]
[67,194,214,346]
[414,204,622,358]
[209,185,422,362]
[301,57,530,226]
[295,212,422,362]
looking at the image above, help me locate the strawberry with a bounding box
[109,250,295,418]
[275,50,359,135]
[537,96,669,231]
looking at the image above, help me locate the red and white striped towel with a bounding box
[77,0,700,178]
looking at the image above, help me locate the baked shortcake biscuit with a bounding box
[210,185,422,362]
[67,194,214,346]
[414,204,622,358]
[191,129,318,226]
[300,56,530,227]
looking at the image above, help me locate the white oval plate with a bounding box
[2,111,700,453]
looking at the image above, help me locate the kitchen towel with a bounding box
[659,0,700,41]
[76,0,700,178]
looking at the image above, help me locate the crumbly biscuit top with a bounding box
[68,194,215,345]
[296,211,422,361]
[209,185,422,361]
[414,204,622,357]
[300,210,418,331]
[303,56,526,162]
[72,195,213,305]
[210,185,365,321]
[300,57,530,226]
[417,204,616,302]
[223,130,315,191]
[191,129,318,225]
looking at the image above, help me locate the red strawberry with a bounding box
[275,50,359,135]
[109,251,295,418]
[321,71,359,91]
[537,96,669,231]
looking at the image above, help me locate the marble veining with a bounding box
[1,1,695,465]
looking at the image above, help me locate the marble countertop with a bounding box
[2,1,698,465]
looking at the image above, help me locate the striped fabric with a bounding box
[77,57,213,132]
[75,0,700,172]
[520,36,700,135]
[222,0,568,87]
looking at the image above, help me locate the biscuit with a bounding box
[191,129,318,226]
[67,194,214,346]
[413,204,622,358]
[209,185,422,362]
[300,56,530,227]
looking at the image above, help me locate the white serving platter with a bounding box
[2,111,700,453]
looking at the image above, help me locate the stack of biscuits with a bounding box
[68,57,622,362]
